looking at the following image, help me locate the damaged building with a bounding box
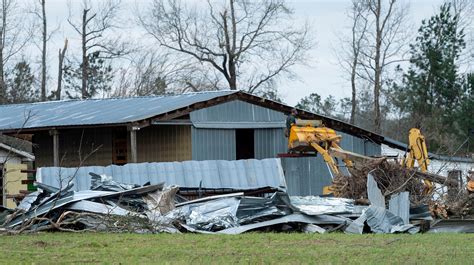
[0,91,384,196]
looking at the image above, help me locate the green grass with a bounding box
[0,233,472,264]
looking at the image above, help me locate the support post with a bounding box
[129,127,138,163]
[49,129,59,166]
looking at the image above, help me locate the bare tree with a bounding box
[53,39,68,101]
[336,0,369,125]
[139,0,311,93]
[67,0,130,99]
[357,0,410,133]
[112,50,219,97]
[450,0,474,70]
[0,0,31,103]
[29,0,50,102]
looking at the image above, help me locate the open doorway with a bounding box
[112,128,128,165]
[236,129,255,160]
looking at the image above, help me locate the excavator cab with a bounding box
[287,119,352,177]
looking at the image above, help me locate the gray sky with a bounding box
[41,0,448,105]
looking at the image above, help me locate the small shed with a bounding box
[0,135,34,208]
[0,91,384,196]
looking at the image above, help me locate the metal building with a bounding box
[0,91,384,195]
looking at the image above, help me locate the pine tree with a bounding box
[64,51,113,99]
[6,61,38,103]
[393,3,466,150]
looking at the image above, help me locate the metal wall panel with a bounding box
[191,127,236,161]
[190,100,286,128]
[254,128,287,159]
[38,158,287,191]
[281,157,333,196]
[365,140,382,156]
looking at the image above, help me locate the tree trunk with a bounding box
[0,6,6,104]
[0,40,4,104]
[40,0,47,101]
[373,0,382,133]
[56,39,68,100]
[81,9,88,99]
[350,56,357,125]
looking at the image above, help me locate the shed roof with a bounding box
[0,90,384,143]
[0,90,235,131]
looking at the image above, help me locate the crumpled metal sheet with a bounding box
[144,186,179,222]
[389,192,410,224]
[365,206,419,234]
[6,184,164,228]
[217,213,348,235]
[169,197,241,231]
[16,191,41,212]
[367,173,385,207]
[90,172,140,192]
[290,196,355,215]
[237,192,294,224]
[65,200,132,216]
[345,213,368,234]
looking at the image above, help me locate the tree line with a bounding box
[0,0,471,155]
[296,0,473,155]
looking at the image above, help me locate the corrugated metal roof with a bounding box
[0,91,236,130]
[37,158,287,191]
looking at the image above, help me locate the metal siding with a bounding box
[365,140,382,156]
[38,158,287,191]
[191,127,236,161]
[254,128,287,159]
[281,157,333,196]
[0,91,236,130]
[190,100,286,128]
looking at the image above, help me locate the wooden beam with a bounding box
[129,128,138,163]
[329,148,382,164]
[49,129,59,166]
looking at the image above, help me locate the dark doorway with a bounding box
[112,128,128,165]
[236,129,255,160]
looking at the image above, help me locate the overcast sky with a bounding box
[42,0,449,105]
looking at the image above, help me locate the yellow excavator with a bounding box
[287,120,434,194]
[287,119,353,177]
[401,128,433,193]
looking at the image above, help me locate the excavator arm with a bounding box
[402,128,433,193]
[287,120,353,178]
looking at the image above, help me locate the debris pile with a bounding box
[1,171,432,235]
[332,158,474,223]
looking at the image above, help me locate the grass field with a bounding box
[0,232,472,264]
